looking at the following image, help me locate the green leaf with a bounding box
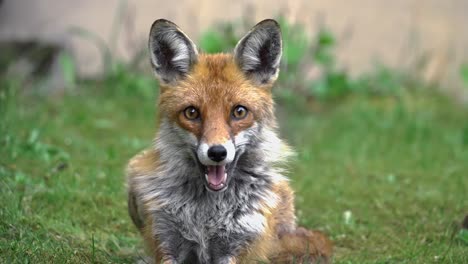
[317,29,335,47]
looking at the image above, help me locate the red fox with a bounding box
[127,19,333,263]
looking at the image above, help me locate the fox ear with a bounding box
[148,19,198,85]
[234,19,282,85]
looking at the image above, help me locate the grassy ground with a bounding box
[1,80,467,263]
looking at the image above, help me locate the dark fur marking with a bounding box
[128,190,144,230]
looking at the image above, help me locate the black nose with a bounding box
[207,145,227,162]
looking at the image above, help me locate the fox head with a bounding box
[149,19,284,192]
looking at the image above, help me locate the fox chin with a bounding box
[126,18,333,264]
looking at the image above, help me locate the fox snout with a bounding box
[197,140,235,166]
[207,145,227,162]
[196,138,236,192]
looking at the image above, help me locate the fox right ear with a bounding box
[148,19,198,85]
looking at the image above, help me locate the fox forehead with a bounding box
[158,53,275,140]
[160,53,272,108]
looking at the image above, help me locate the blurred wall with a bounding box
[0,0,467,96]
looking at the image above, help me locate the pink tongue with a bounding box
[207,165,226,186]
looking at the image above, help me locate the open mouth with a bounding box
[204,165,228,192]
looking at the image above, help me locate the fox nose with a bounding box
[207,145,227,162]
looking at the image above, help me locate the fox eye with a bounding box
[232,105,248,120]
[184,106,200,120]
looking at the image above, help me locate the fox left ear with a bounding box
[234,19,282,85]
[148,19,198,85]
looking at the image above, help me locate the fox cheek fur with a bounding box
[127,19,333,263]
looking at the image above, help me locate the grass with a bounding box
[1,77,467,263]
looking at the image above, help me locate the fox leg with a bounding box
[128,188,172,263]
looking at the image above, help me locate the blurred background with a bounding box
[1,0,468,99]
[1,0,467,263]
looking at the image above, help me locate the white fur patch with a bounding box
[234,124,256,147]
[223,140,236,163]
[263,190,280,209]
[259,127,294,165]
[237,212,266,234]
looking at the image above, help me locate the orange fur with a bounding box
[158,54,275,144]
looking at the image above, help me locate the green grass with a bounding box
[1,80,467,263]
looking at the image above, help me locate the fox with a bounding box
[126,19,333,263]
